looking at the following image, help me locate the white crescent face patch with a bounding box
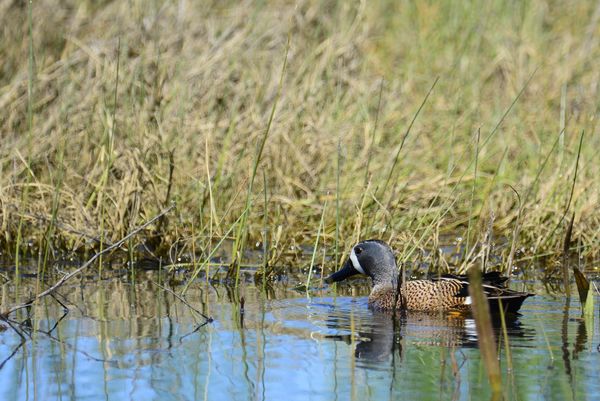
[350,248,366,275]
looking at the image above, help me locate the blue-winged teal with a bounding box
[325,240,533,313]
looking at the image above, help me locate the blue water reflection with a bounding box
[0,277,598,401]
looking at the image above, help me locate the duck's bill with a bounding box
[324,258,360,284]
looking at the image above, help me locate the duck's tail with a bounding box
[487,292,534,314]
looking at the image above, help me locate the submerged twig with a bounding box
[179,319,213,343]
[31,322,114,364]
[1,204,175,319]
[0,339,25,370]
[151,280,213,323]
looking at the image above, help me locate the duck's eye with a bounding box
[355,247,363,255]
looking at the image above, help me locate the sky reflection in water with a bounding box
[0,274,599,401]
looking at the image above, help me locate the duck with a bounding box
[325,239,533,313]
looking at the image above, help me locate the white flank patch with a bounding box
[464,296,472,305]
[350,248,365,274]
[464,319,477,338]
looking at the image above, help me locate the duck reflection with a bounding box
[325,309,533,366]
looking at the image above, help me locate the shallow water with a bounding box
[0,271,598,401]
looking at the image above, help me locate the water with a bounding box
[0,271,598,401]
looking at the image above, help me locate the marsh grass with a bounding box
[230,34,289,284]
[306,199,327,290]
[0,1,599,275]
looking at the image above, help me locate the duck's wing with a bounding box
[432,271,509,288]
[433,275,533,300]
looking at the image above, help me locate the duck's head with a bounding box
[325,240,398,286]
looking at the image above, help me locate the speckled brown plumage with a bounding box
[369,279,470,312]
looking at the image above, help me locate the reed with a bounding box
[306,200,327,291]
[335,137,341,267]
[497,299,512,372]
[0,1,598,272]
[465,128,480,261]
[467,267,502,397]
[261,171,269,278]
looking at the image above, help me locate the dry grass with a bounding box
[1,0,599,271]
